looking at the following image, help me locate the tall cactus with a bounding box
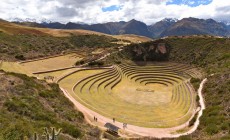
[43,127,62,140]
[34,132,38,140]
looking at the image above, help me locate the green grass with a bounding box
[59,62,197,128]
[20,53,82,72]
[0,31,119,61]
[1,28,229,139]
[0,57,82,81]
[105,36,229,139]
[0,72,100,139]
[164,37,230,140]
[165,37,230,74]
[70,34,119,48]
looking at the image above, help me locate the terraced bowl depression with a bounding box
[59,62,197,128]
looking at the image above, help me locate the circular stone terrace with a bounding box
[57,62,200,137]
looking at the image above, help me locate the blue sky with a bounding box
[102,5,122,12]
[167,0,213,7]
[0,0,229,24]
[101,0,213,13]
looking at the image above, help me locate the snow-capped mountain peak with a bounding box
[162,18,178,23]
[8,17,52,24]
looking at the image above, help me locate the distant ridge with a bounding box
[10,17,230,38]
[160,18,229,37]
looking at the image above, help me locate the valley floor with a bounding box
[0,51,206,139]
[59,72,207,139]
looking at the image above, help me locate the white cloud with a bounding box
[0,0,229,24]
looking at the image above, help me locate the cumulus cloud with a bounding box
[55,6,78,17]
[0,0,229,24]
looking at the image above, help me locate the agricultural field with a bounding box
[0,61,31,75]
[0,53,83,81]
[58,61,199,128]
[20,53,82,72]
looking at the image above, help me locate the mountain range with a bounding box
[12,17,230,38]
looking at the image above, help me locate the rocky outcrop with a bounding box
[122,40,171,61]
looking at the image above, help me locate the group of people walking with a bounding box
[93,116,97,122]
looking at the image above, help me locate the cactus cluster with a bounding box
[33,127,62,140]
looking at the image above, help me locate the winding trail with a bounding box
[80,46,123,67]
[59,78,207,138]
[169,78,207,138]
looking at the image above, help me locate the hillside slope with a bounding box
[0,20,151,61]
[166,37,230,140]
[106,36,230,139]
[0,72,100,140]
[165,36,229,73]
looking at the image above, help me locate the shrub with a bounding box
[60,122,81,138]
[189,113,197,127]
[190,77,201,90]
[221,123,229,130]
[15,54,26,60]
[89,127,101,137]
[205,124,219,135]
[75,60,85,65]
[39,90,57,98]
[115,60,121,64]
[88,61,104,66]
[196,95,200,103]
[3,121,32,140]
[70,35,118,48]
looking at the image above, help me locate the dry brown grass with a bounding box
[0,21,152,43]
[113,34,152,43]
[0,21,47,35]
[20,53,82,73]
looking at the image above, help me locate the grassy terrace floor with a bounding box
[20,53,82,72]
[58,62,197,128]
[0,53,82,80]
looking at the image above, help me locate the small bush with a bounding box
[196,95,200,103]
[15,54,26,60]
[60,122,81,138]
[3,121,32,140]
[205,124,219,135]
[88,61,104,66]
[221,123,229,130]
[190,77,201,90]
[189,113,197,127]
[75,60,85,65]
[39,90,57,98]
